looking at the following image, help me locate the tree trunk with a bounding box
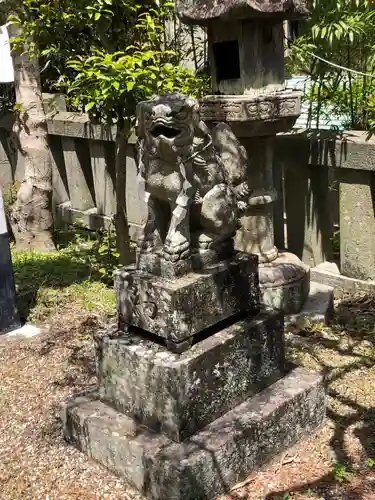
[114,123,132,265]
[8,24,54,251]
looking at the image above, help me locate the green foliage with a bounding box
[5,0,209,262]
[54,223,121,283]
[287,0,375,130]
[331,461,352,483]
[331,229,340,259]
[64,45,208,124]
[12,225,121,323]
[301,490,317,497]
[6,0,209,125]
[61,3,208,124]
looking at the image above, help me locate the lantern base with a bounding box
[259,252,310,314]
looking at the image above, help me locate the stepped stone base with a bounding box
[98,310,284,442]
[62,367,324,500]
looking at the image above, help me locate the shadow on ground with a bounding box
[265,293,375,500]
[11,258,375,499]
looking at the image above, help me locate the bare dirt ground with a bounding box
[0,293,374,500]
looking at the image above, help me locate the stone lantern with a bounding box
[177,0,311,313]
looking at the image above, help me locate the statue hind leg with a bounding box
[197,184,238,251]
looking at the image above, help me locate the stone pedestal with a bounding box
[98,310,284,442]
[62,252,324,498]
[115,253,259,350]
[63,364,324,500]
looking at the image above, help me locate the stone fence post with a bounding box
[0,186,21,333]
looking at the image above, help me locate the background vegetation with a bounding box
[287,0,375,131]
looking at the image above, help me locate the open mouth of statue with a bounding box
[151,124,181,139]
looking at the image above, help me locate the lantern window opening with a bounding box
[213,40,241,82]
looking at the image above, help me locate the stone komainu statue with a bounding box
[136,93,250,263]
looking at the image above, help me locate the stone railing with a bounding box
[274,129,375,289]
[0,95,147,240]
[2,100,375,289]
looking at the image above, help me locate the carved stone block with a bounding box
[62,368,325,500]
[136,241,235,280]
[98,309,284,442]
[177,0,311,24]
[115,252,259,346]
[199,92,301,124]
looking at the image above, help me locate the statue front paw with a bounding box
[197,233,213,250]
[163,234,190,262]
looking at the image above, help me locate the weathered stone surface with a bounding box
[136,94,250,267]
[235,136,278,261]
[338,168,375,280]
[115,252,259,344]
[136,242,237,279]
[89,140,116,217]
[46,111,118,142]
[62,137,95,212]
[276,129,375,172]
[311,261,375,298]
[285,281,334,327]
[49,135,70,208]
[260,252,310,314]
[283,159,335,268]
[199,93,301,125]
[98,309,283,442]
[136,250,194,280]
[62,367,325,500]
[176,0,311,24]
[55,202,143,242]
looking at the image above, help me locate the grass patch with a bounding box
[11,226,120,325]
[28,280,116,324]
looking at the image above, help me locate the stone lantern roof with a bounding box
[177,0,311,24]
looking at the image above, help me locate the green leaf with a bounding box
[85,102,96,112]
[98,245,108,254]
